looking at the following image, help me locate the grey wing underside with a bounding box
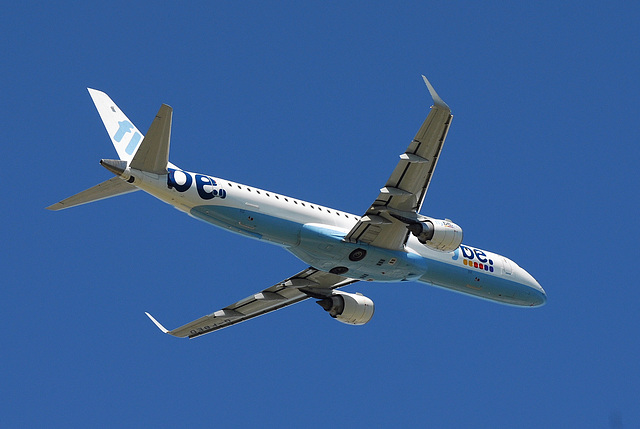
[46,177,138,211]
[146,267,358,338]
[344,76,453,250]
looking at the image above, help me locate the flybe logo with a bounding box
[167,168,227,200]
[114,120,142,155]
[455,245,495,273]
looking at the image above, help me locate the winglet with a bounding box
[422,75,450,110]
[145,312,170,334]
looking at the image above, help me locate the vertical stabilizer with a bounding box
[87,88,145,162]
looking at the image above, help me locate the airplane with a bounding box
[47,76,546,339]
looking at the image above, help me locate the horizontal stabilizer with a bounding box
[129,104,172,174]
[46,177,138,211]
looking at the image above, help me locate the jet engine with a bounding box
[407,218,463,252]
[316,291,375,325]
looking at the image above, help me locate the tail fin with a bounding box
[47,90,174,211]
[87,88,145,161]
[89,88,173,173]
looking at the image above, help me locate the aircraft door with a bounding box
[502,257,513,275]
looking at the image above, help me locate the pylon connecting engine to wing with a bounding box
[407,218,463,252]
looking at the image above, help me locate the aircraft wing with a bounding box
[344,76,453,250]
[146,267,358,338]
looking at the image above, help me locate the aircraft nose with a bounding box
[521,269,546,307]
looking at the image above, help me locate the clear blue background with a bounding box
[3,2,638,427]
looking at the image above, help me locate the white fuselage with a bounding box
[128,166,546,307]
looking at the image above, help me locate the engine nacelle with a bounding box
[407,218,463,252]
[316,291,375,325]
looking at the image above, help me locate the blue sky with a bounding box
[2,1,639,427]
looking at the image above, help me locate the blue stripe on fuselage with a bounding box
[418,258,544,306]
[189,205,427,282]
[189,205,543,305]
[190,205,301,246]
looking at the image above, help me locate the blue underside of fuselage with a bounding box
[420,260,546,307]
[190,205,545,307]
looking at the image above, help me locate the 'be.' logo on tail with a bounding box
[114,120,142,155]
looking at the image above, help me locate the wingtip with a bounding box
[421,75,450,110]
[145,312,170,334]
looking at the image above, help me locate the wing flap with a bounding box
[147,268,358,338]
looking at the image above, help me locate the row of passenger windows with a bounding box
[226,182,353,219]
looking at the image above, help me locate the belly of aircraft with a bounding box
[190,205,427,282]
[190,205,302,247]
[288,223,427,282]
[187,204,540,306]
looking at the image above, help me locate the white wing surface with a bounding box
[344,76,453,250]
[146,268,358,338]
